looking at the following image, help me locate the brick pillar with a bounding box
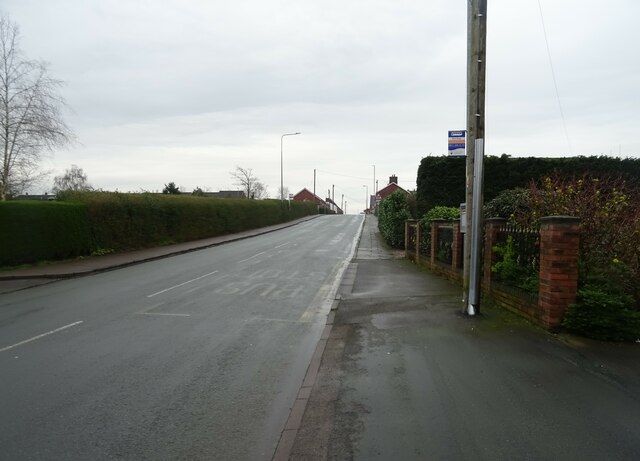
[405,220,417,258]
[538,216,580,329]
[452,219,463,271]
[483,218,507,293]
[404,220,410,256]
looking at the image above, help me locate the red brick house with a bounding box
[293,188,329,210]
[370,175,408,211]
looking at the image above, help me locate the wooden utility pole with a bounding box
[463,0,487,315]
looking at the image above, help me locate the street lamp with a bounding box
[363,185,368,213]
[372,164,376,195]
[281,132,301,200]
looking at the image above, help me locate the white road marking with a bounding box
[274,242,290,249]
[135,302,165,314]
[139,312,191,317]
[146,270,219,298]
[0,321,84,353]
[238,251,266,263]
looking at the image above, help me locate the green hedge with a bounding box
[416,155,640,215]
[58,192,318,252]
[378,190,411,248]
[1,193,318,266]
[563,286,640,342]
[0,201,91,266]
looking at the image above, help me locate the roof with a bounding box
[376,182,408,200]
[293,188,328,207]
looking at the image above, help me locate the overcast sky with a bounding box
[3,0,639,211]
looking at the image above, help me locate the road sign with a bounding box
[448,130,466,156]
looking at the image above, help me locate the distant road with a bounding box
[0,214,363,460]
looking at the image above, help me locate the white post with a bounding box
[467,138,485,315]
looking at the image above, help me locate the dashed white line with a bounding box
[139,312,191,317]
[0,321,84,353]
[238,251,266,263]
[146,270,219,298]
[275,242,290,249]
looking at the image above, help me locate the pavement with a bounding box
[281,215,640,461]
[0,215,320,293]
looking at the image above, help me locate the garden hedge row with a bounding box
[416,155,640,214]
[1,192,318,267]
[0,201,91,266]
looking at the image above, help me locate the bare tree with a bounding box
[52,164,92,193]
[1,17,74,200]
[230,166,268,199]
[277,186,290,200]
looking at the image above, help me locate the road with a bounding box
[0,214,363,460]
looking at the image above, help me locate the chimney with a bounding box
[389,175,398,185]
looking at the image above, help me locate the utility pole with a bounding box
[313,169,316,197]
[372,165,376,198]
[463,0,487,315]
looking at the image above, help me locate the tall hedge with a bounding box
[416,155,640,215]
[58,192,318,252]
[1,193,318,267]
[0,201,91,266]
[378,190,411,248]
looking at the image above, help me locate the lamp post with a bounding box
[281,132,301,200]
[363,185,368,213]
[372,164,376,196]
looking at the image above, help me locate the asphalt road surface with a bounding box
[0,214,363,460]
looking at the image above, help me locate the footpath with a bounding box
[279,215,640,461]
[0,215,319,293]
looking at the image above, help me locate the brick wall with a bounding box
[405,215,580,330]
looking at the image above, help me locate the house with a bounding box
[370,175,408,212]
[293,188,328,208]
[293,188,322,205]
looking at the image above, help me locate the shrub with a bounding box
[563,285,640,342]
[483,188,531,223]
[491,236,539,294]
[419,206,460,254]
[378,190,411,247]
[524,174,640,308]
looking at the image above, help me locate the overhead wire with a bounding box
[537,0,573,155]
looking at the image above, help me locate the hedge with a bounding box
[0,201,91,266]
[378,190,411,248]
[1,192,318,266]
[416,155,640,215]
